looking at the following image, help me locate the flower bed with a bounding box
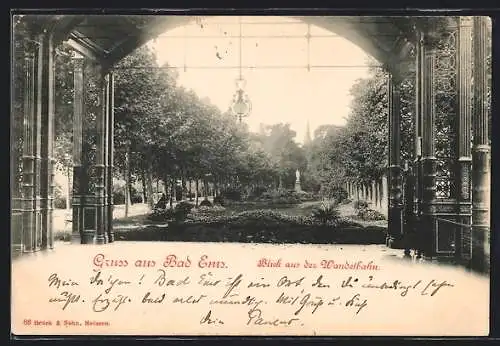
[115,209,386,244]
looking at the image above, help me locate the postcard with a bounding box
[10,13,491,336]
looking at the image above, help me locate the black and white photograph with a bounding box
[10,12,492,337]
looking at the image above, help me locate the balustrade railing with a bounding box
[434,216,472,260]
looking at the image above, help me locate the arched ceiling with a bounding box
[27,14,417,72]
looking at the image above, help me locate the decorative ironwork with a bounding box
[433,29,457,199]
[399,49,416,164]
[435,217,456,254]
[461,165,471,200]
[486,24,492,144]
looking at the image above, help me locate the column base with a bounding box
[82,230,95,244]
[108,231,115,243]
[471,228,490,274]
[94,234,106,245]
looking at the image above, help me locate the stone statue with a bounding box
[295,169,300,182]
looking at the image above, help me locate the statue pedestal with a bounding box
[295,180,302,192]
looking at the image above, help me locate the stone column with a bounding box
[72,61,109,245]
[11,45,23,253]
[387,72,403,248]
[71,54,87,244]
[101,73,110,244]
[38,32,56,250]
[455,17,473,260]
[381,175,388,217]
[471,16,491,273]
[421,35,438,259]
[414,30,424,212]
[413,32,425,258]
[21,40,40,252]
[106,72,115,243]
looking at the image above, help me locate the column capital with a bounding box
[71,51,85,66]
[419,17,459,51]
[458,16,474,28]
[22,36,40,58]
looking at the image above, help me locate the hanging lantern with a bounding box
[229,16,252,123]
[230,88,252,121]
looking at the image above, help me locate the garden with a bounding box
[40,43,392,247]
[110,188,388,245]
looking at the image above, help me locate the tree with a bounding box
[308,66,415,191]
[255,123,307,189]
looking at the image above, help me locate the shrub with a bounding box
[256,189,301,204]
[353,199,369,210]
[53,185,67,209]
[341,198,352,205]
[311,200,340,224]
[199,199,213,207]
[113,190,126,205]
[54,231,71,242]
[190,205,226,217]
[213,195,225,206]
[332,186,348,203]
[357,208,386,221]
[319,185,348,203]
[174,201,195,221]
[129,186,143,204]
[54,196,67,209]
[148,208,176,222]
[119,209,387,245]
[296,190,315,202]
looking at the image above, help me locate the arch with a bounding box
[34,15,414,73]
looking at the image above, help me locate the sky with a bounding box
[148,16,374,144]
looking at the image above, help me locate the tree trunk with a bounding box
[195,179,199,206]
[146,164,154,210]
[188,180,193,201]
[203,180,209,199]
[181,176,186,200]
[141,169,147,203]
[124,150,131,217]
[170,178,175,208]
